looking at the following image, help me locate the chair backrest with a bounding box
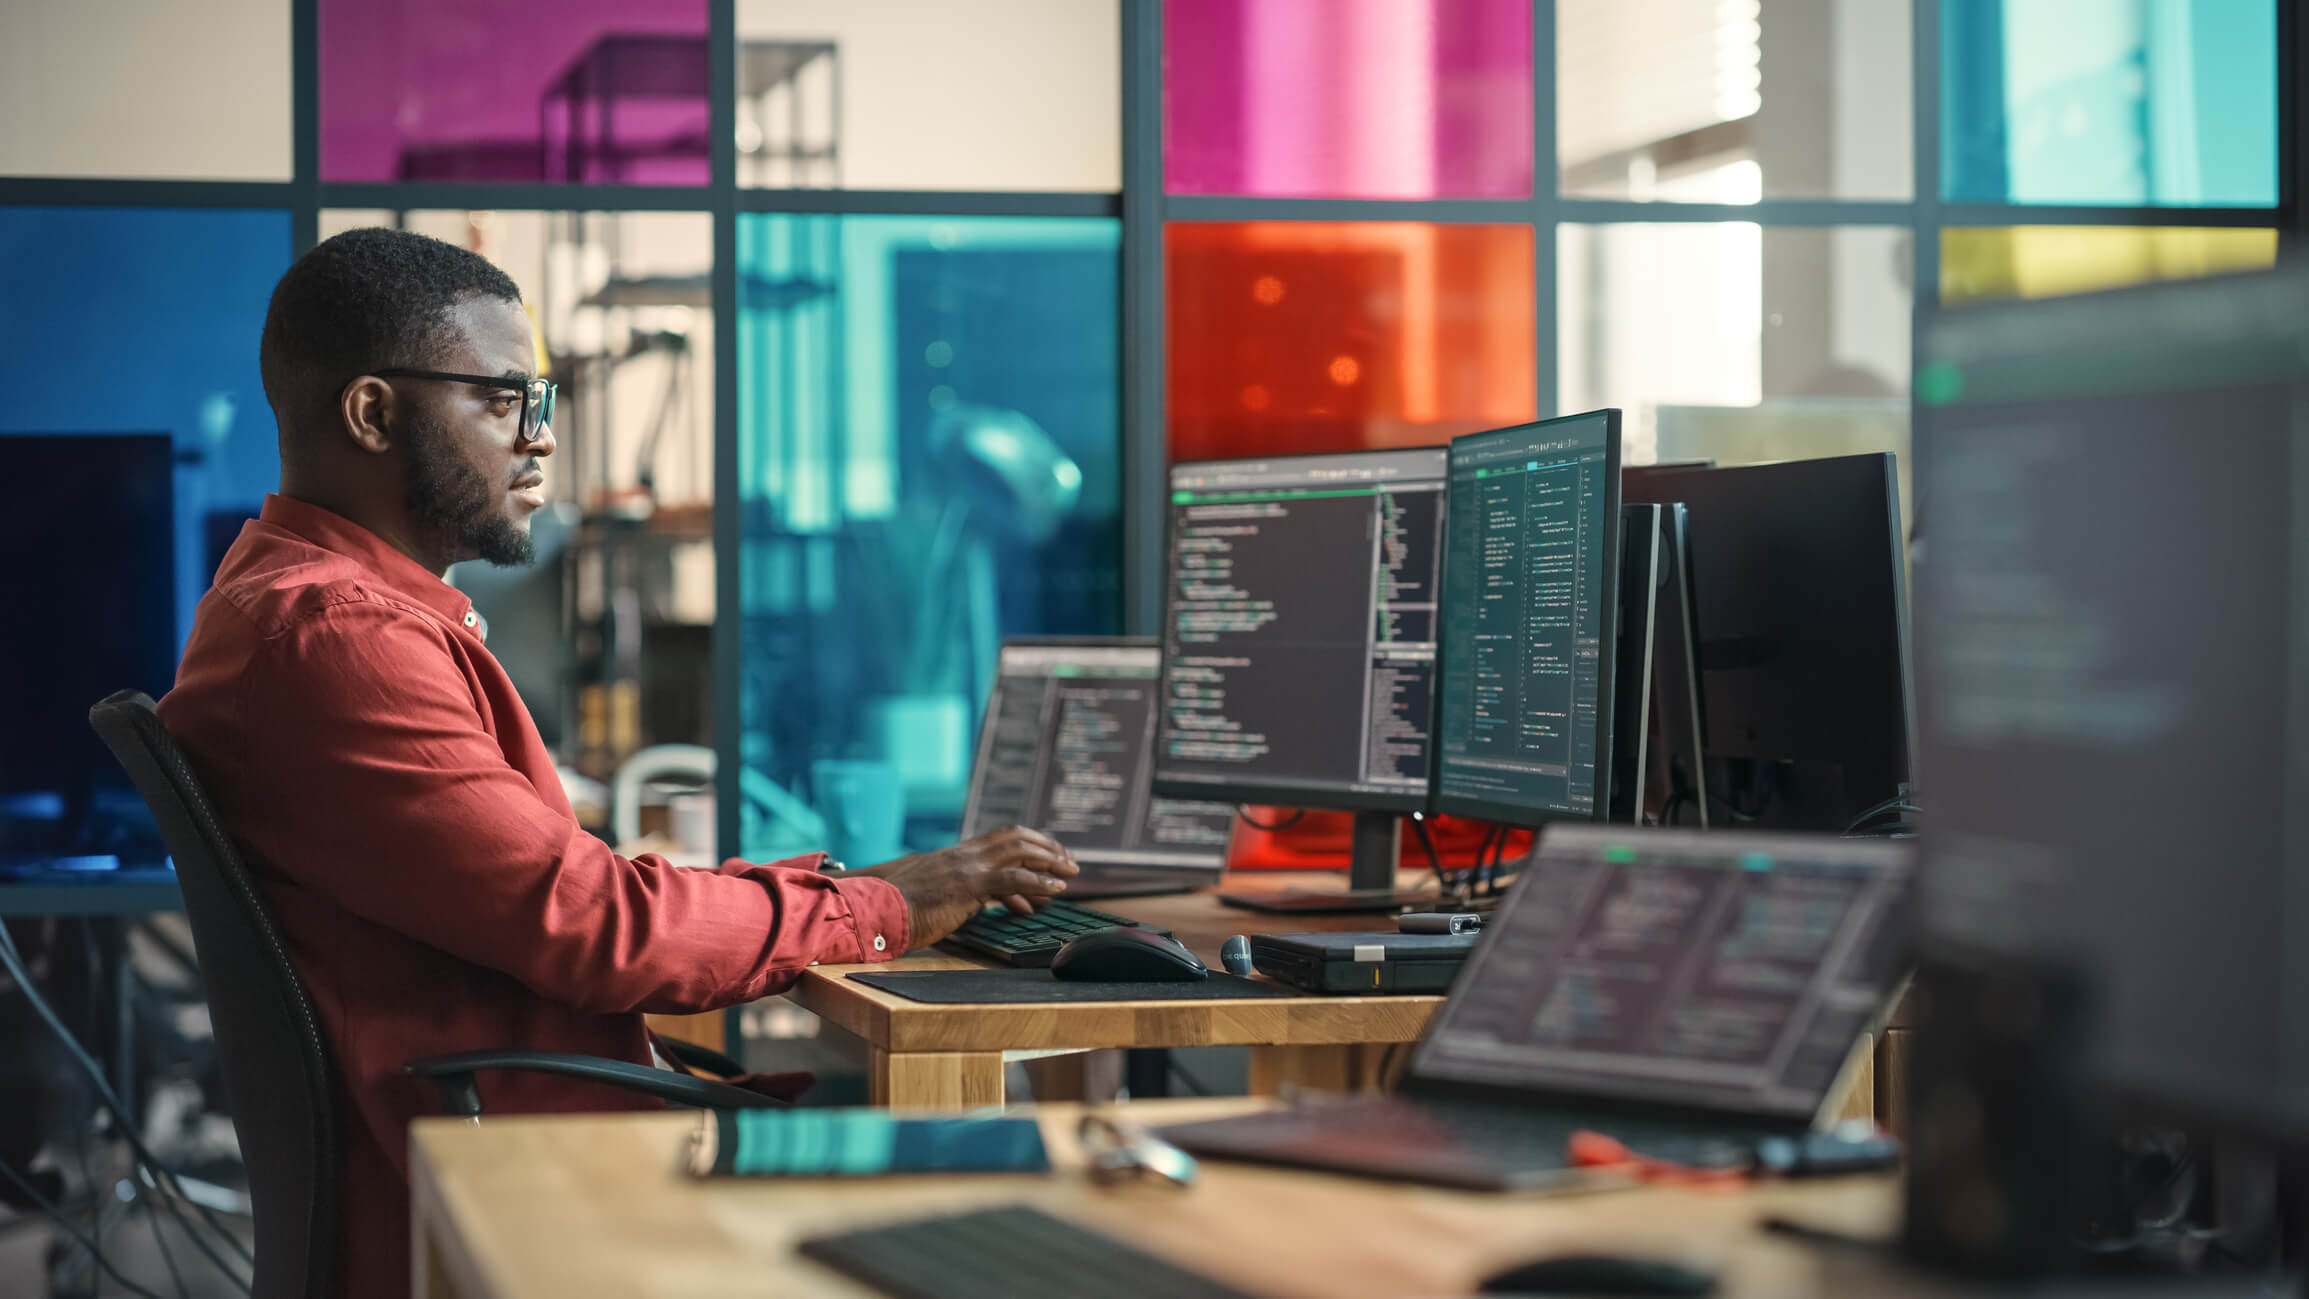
[88,691,335,1299]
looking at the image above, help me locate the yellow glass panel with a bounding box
[1940,227,2278,307]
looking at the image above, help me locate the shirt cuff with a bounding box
[831,874,911,963]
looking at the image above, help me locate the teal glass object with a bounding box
[1942,0,2276,206]
[735,214,1122,861]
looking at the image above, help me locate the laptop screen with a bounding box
[1412,826,1912,1120]
[963,640,1236,873]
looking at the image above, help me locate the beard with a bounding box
[402,410,535,567]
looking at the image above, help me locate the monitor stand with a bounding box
[1217,810,1434,915]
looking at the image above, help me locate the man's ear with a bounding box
[339,377,397,455]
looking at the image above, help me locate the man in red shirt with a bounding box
[160,227,1078,1298]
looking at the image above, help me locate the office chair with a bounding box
[88,690,783,1299]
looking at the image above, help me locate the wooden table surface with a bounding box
[411,1101,1945,1299]
[784,872,1449,1107]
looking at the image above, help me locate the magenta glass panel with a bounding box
[321,0,709,183]
[1165,0,1532,199]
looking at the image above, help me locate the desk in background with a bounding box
[779,872,1894,1123]
[407,1102,1956,1299]
[783,872,1441,1108]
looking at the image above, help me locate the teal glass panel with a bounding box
[1942,0,2277,206]
[736,215,1121,861]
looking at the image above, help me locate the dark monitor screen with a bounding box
[964,639,1235,873]
[1412,826,1913,1120]
[1433,411,1622,825]
[1151,447,1447,812]
[1915,267,2309,1138]
[1622,454,1913,832]
[0,434,178,827]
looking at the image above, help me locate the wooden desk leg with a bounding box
[869,1049,1005,1109]
[1020,1049,1123,1103]
[1877,1028,1911,1136]
[410,1160,471,1299]
[1832,1032,1878,1124]
[1248,1043,1392,1097]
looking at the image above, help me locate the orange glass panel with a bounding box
[1166,222,1536,462]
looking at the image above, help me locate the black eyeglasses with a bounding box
[372,369,556,446]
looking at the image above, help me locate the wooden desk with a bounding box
[409,1102,1936,1299]
[784,873,1444,1107]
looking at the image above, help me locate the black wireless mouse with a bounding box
[1477,1253,1718,1296]
[1049,927,1209,982]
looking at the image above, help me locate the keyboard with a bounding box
[940,900,1166,968]
[798,1204,1258,1299]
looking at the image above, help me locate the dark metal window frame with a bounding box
[0,0,2292,859]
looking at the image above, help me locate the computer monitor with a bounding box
[1433,410,1624,827]
[0,434,177,858]
[1151,446,1448,901]
[1622,454,1913,833]
[1910,266,2309,1144]
[962,638,1235,897]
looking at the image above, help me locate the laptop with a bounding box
[961,638,1237,899]
[1158,824,1914,1189]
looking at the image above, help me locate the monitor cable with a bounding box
[0,1154,172,1299]
[1407,813,1445,892]
[0,922,254,1292]
[1233,806,1304,833]
[1842,789,1920,838]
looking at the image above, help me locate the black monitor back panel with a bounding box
[1622,454,1912,832]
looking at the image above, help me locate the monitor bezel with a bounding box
[1430,409,1625,828]
[1147,445,1451,816]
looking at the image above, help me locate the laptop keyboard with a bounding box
[941,900,1169,968]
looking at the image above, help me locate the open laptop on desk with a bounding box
[1158,824,1913,1190]
[961,638,1236,899]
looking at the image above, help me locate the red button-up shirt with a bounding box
[159,495,909,1299]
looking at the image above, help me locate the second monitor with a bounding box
[1434,410,1624,828]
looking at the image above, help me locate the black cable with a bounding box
[0,923,254,1288]
[1481,826,1516,897]
[0,1156,169,1299]
[1233,805,1305,833]
[1456,826,1499,901]
[0,930,252,1292]
[1407,813,1444,888]
[144,1189,193,1299]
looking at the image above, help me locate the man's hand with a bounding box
[853,825,1080,950]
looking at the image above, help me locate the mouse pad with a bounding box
[847,969,1298,1004]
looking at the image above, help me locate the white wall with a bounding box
[0,0,291,180]
[735,0,1119,191]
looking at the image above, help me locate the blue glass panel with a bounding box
[0,207,293,649]
[736,215,1121,861]
[1943,0,2277,206]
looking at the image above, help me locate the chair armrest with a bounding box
[654,1034,745,1079]
[404,1050,787,1117]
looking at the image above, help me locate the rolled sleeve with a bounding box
[828,874,910,962]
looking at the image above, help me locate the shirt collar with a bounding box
[258,494,482,636]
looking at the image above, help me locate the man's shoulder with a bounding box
[209,526,456,644]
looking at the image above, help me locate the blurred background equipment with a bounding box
[0,435,176,869]
[1906,262,2308,1277]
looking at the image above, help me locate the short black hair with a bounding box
[259,226,522,428]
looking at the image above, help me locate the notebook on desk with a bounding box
[1157,825,1914,1190]
[961,638,1236,899]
